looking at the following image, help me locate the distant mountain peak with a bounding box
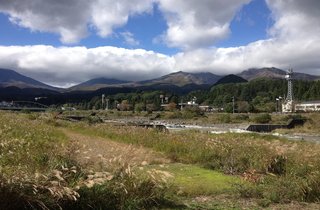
[69,77,131,91]
[214,74,248,86]
[238,67,319,81]
[139,71,222,87]
[0,68,60,91]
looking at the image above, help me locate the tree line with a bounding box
[67,78,320,113]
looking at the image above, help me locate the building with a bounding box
[295,101,320,112]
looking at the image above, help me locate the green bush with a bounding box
[262,176,305,203]
[164,111,182,119]
[267,155,287,175]
[252,113,271,124]
[233,114,249,122]
[181,107,204,119]
[218,114,231,123]
[235,182,263,199]
[85,116,103,124]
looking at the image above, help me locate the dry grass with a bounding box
[63,129,170,170]
[0,111,175,209]
[65,120,320,204]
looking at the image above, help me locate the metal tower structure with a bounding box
[285,68,293,101]
[282,68,294,112]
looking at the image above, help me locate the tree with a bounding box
[237,101,250,113]
[166,102,177,111]
[119,100,130,111]
[134,102,145,112]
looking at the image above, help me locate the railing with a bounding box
[0,101,49,111]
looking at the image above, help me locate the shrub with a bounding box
[164,111,182,119]
[85,116,103,124]
[233,114,249,122]
[235,182,263,199]
[181,107,204,119]
[267,155,287,175]
[218,113,231,123]
[302,172,320,202]
[262,176,305,203]
[253,113,271,124]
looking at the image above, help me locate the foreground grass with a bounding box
[67,120,320,205]
[0,111,175,209]
[2,110,320,209]
[145,163,240,196]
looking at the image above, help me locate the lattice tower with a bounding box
[285,68,293,101]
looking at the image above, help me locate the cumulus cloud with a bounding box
[174,38,320,76]
[0,0,319,87]
[0,0,154,44]
[0,0,251,48]
[0,0,90,43]
[173,0,320,75]
[157,0,251,49]
[0,45,175,87]
[266,0,320,39]
[90,0,154,37]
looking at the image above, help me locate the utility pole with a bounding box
[101,94,105,110]
[160,94,164,104]
[106,98,109,110]
[232,96,235,114]
[278,96,282,113]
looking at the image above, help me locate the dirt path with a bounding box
[62,129,171,170]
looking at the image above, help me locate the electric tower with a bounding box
[283,68,294,112]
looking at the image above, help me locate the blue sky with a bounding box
[0,0,319,87]
[217,0,272,47]
[0,0,270,53]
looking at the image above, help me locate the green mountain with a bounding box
[214,74,247,86]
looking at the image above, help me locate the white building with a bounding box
[295,101,320,112]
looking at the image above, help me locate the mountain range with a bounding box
[0,68,61,91]
[238,67,319,81]
[0,67,319,94]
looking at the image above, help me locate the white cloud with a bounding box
[0,0,90,43]
[266,0,320,39]
[173,0,320,75]
[0,0,154,44]
[157,0,251,49]
[120,31,140,46]
[0,0,320,88]
[0,0,252,48]
[174,37,320,76]
[0,45,175,87]
[90,0,154,37]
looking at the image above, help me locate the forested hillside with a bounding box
[191,79,320,112]
[66,78,320,113]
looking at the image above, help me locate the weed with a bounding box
[218,113,231,123]
[252,113,271,123]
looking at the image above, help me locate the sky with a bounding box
[0,0,319,87]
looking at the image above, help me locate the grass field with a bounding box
[1,110,320,209]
